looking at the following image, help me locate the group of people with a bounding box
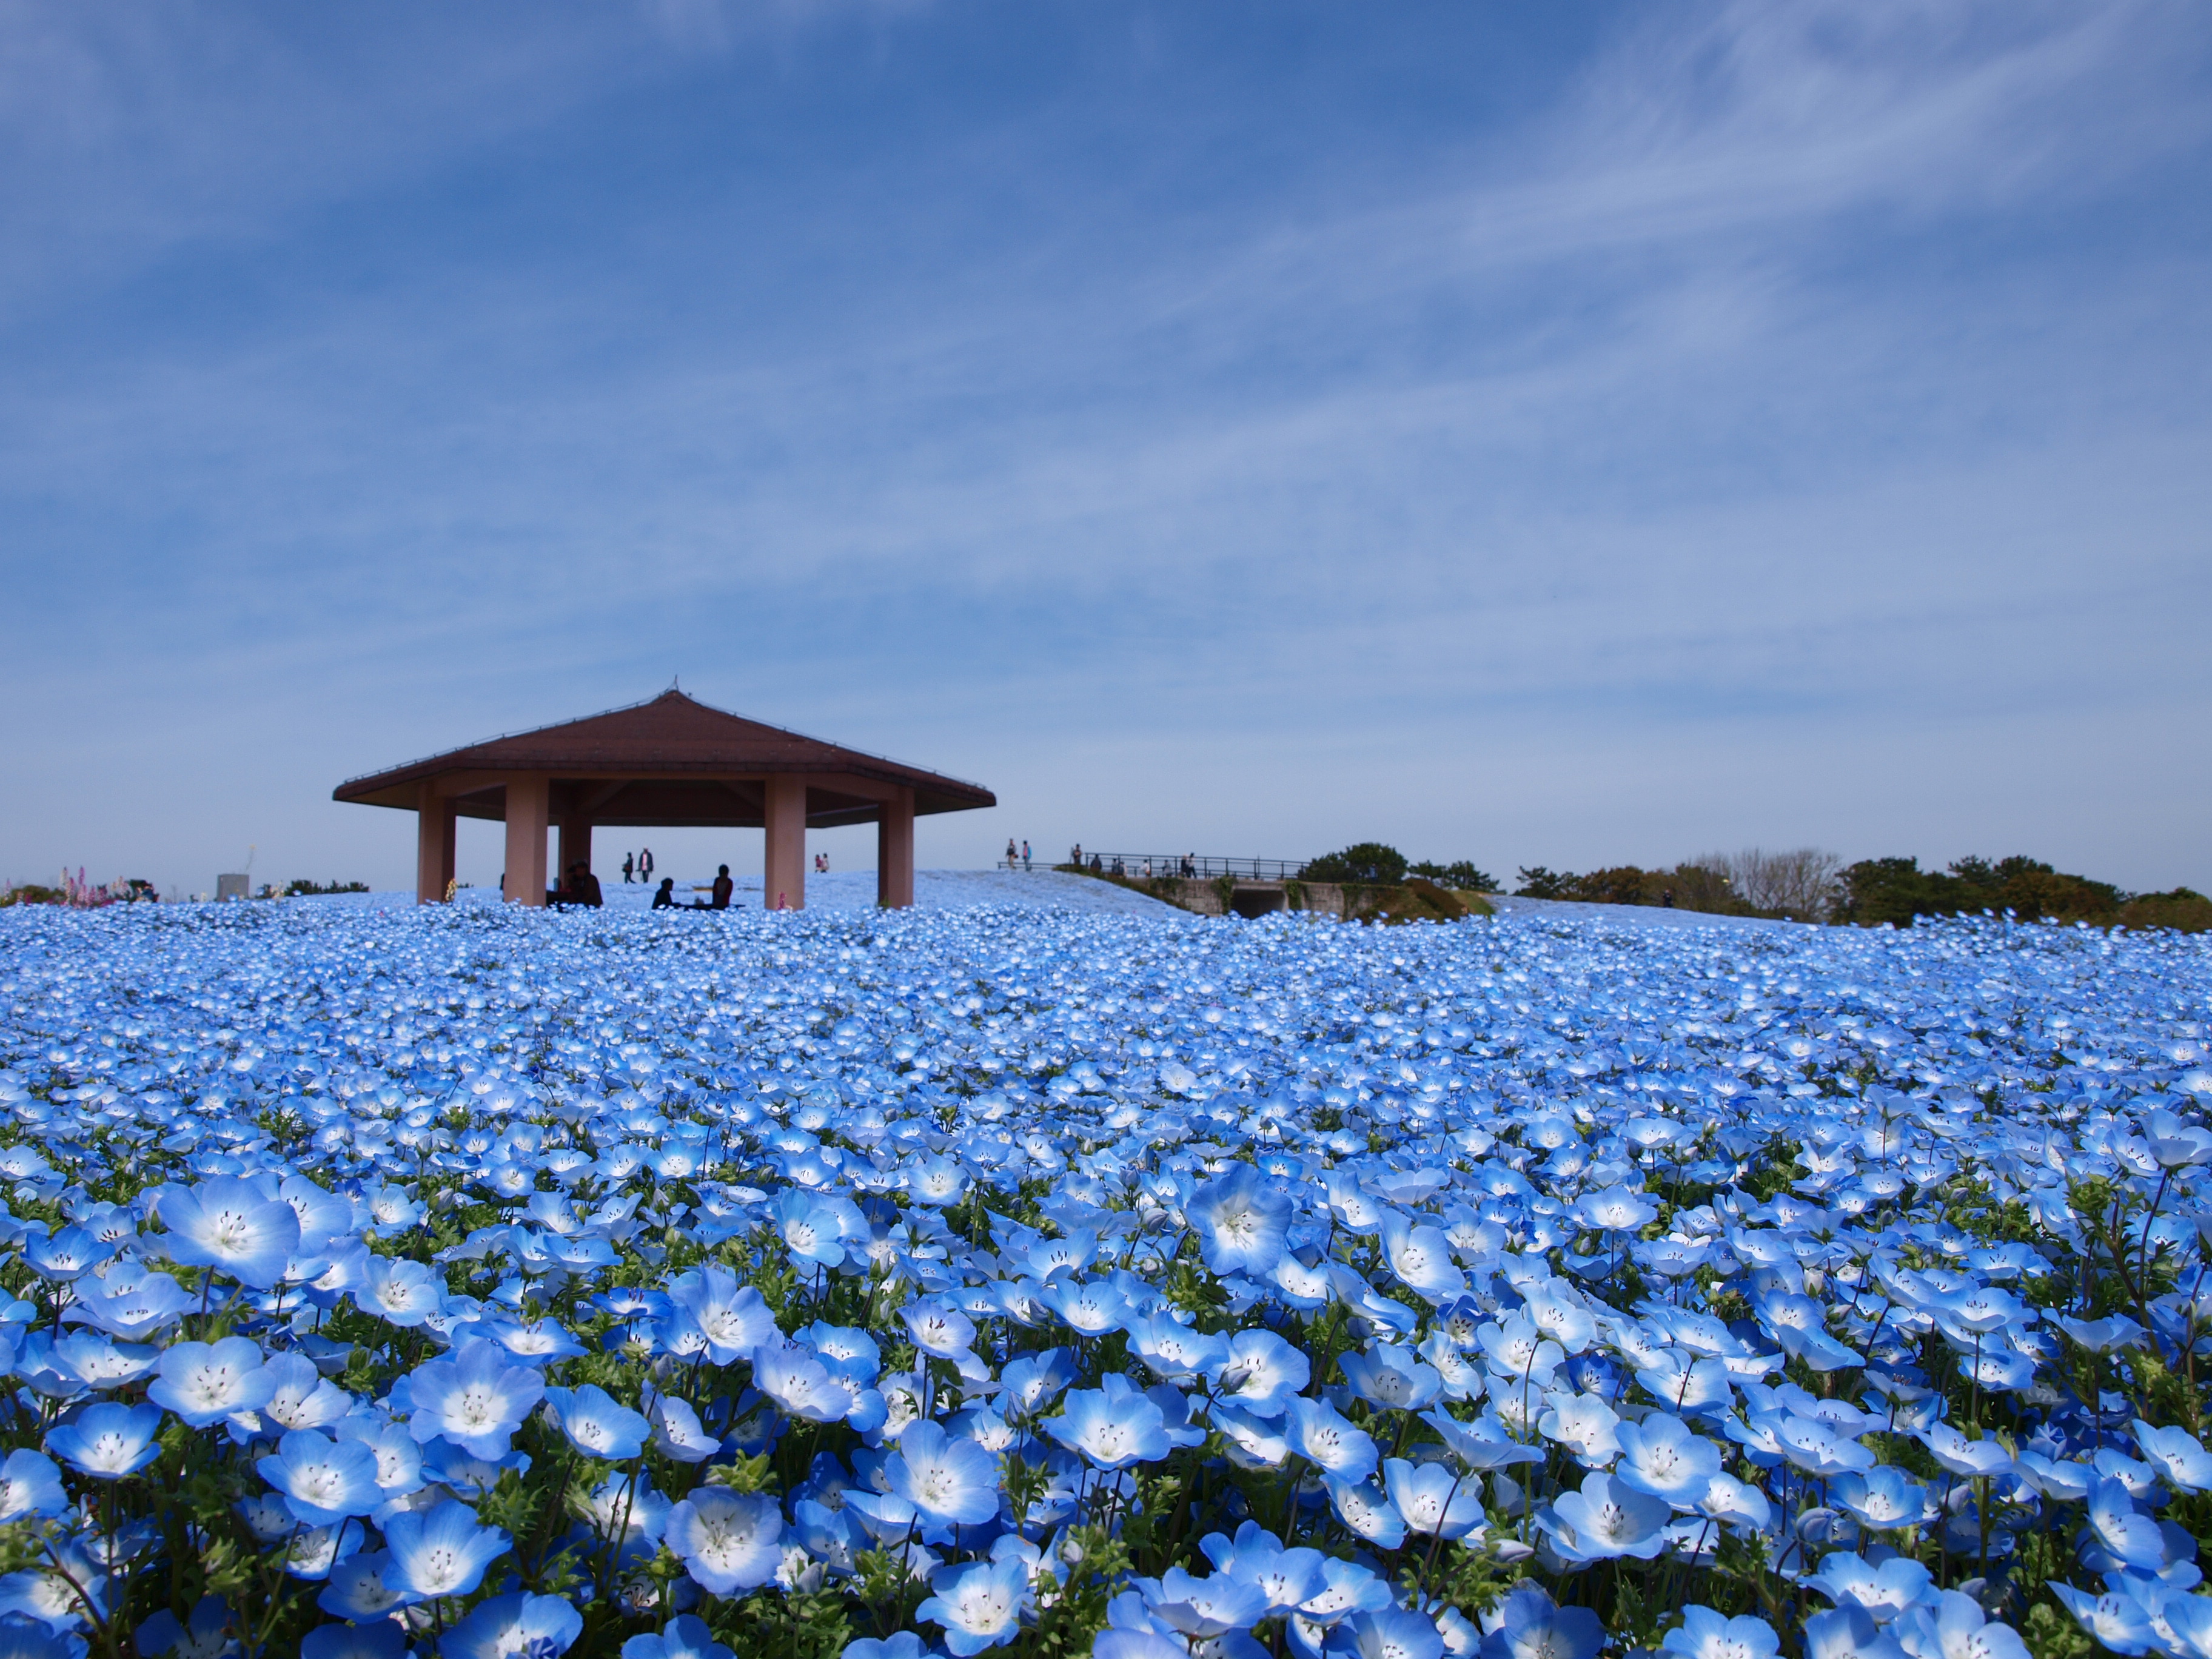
[549,862,604,907]
[650,864,737,911]
[620,848,656,884]
[1004,838,1033,871]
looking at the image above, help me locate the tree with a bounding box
[1302,843,1408,884]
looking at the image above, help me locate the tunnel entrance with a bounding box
[1229,885,1288,918]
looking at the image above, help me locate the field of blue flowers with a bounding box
[0,898,2207,1659]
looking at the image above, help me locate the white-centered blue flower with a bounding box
[1044,1376,1170,1470]
[45,1401,163,1480]
[665,1488,783,1595]
[1540,1471,1672,1563]
[541,1383,651,1460]
[1614,1413,1723,1508]
[916,1555,1030,1656]
[1284,1395,1378,1483]
[144,1336,273,1433]
[403,1338,544,1460]
[885,1419,1000,1529]
[1381,1457,1485,1540]
[380,1498,512,1603]
[256,1430,383,1527]
[156,1176,301,1289]
[619,1615,734,1659]
[444,1590,583,1659]
[1185,1163,1291,1278]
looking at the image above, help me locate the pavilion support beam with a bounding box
[503,774,550,906]
[556,816,592,885]
[763,773,806,911]
[415,782,456,905]
[877,786,914,909]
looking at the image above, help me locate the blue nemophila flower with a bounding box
[1185,1164,1291,1278]
[1801,1552,1937,1624]
[404,1337,545,1459]
[901,1299,980,1361]
[647,1395,722,1464]
[316,1551,404,1621]
[257,1429,383,1526]
[1324,1475,1407,1550]
[886,1419,1000,1529]
[1613,1414,1722,1508]
[1341,1344,1442,1413]
[0,1621,75,1659]
[1127,1313,1230,1384]
[664,1488,783,1595]
[300,1621,409,1659]
[751,1344,860,1426]
[46,1399,163,1479]
[381,1498,512,1603]
[1145,1566,1269,1640]
[1198,1521,1326,1612]
[1284,1395,1379,1483]
[542,1384,651,1460]
[156,1176,301,1289]
[2048,1581,2159,1656]
[1830,1467,1931,1532]
[665,1265,779,1366]
[1659,1606,1780,1659]
[354,1255,445,1327]
[1889,1590,2029,1659]
[1213,1329,1309,1417]
[1046,1376,1170,1470]
[446,1590,583,1659]
[24,1224,116,1282]
[144,1344,273,1433]
[134,1594,230,1658]
[916,1555,1030,1655]
[619,1614,734,1659]
[1540,1471,1672,1563]
[0,1450,65,1523]
[2085,1477,2172,1572]
[0,1540,107,1631]
[1378,1212,1467,1305]
[1382,1458,1484,1539]
[1475,1584,1604,1659]
[1321,1607,1446,1659]
[2133,1422,2212,1492]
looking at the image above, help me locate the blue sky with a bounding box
[3,1,2208,896]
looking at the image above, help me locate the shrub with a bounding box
[284,879,373,897]
[1409,859,1499,892]
[1301,842,1407,884]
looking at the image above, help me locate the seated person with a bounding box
[651,877,676,910]
[553,862,604,908]
[711,864,734,910]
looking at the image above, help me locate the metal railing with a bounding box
[1023,853,1309,881]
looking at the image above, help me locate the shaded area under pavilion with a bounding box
[333,691,995,910]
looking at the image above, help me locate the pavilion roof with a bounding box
[333,691,995,820]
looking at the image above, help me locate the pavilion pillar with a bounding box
[415,782,456,905]
[503,774,550,906]
[763,774,806,911]
[556,815,592,886]
[877,786,914,909]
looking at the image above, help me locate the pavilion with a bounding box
[332,691,995,910]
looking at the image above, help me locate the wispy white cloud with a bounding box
[0,1,2206,894]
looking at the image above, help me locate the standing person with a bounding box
[622,852,635,885]
[1022,840,1031,871]
[711,865,734,910]
[1005,837,1017,869]
[1071,843,1082,869]
[640,847,655,883]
